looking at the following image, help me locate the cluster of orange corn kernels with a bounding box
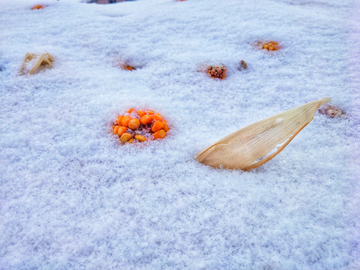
[112,109,170,144]
[206,65,227,80]
[258,41,280,51]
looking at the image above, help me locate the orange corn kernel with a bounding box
[31,4,45,10]
[120,133,133,143]
[116,116,123,125]
[113,126,120,135]
[127,108,134,114]
[121,115,131,127]
[152,113,163,122]
[117,126,128,136]
[128,118,140,130]
[128,138,135,144]
[163,121,170,132]
[153,130,166,139]
[135,135,147,142]
[147,110,155,115]
[151,121,164,132]
[121,64,136,71]
[140,115,153,125]
[137,110,146,117]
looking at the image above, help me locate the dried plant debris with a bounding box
[318,104,344,118]
[256,41,280,51]
[238,60,247,71]
[206,65,227,80]
[20,52,54,75]
[197,98,331,171]
[112,108,170,144]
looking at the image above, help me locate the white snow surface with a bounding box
[1,0,360,269]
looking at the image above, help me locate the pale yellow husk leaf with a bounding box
[197,98,331,171]
[19,52,54,75]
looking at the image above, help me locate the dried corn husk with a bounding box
[197,98,331,171]
[20,52,54,75]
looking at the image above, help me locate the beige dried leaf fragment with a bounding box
[197,98,331,171]
[20,52,54,75]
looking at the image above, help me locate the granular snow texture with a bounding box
[0,0,359,269]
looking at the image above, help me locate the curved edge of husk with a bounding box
[20,52,54,75]
[29,53,54,75]
[19,53,37,74]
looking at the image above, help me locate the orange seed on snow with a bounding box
[140,115,153,125]
[120,64,136,71]
[116,116,123,125]
[135,135,147,142]
[163,121,170,132]
[117,126,128,136]
[121,115,131,127]
[152,113,163,122]
[127,108,134,114]
[128,138,134,144]
[31,5,45,10]
[137,110,146,117]
[151,121,164,132]
[147,110,155,115]
[120,133,133,143]
[128,118,141,130]
[153,130,166,139]
[113,126,120,135]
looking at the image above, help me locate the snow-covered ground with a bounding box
[1,0,359,269]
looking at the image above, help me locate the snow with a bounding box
[1,0,359,269]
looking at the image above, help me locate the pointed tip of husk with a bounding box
[320,97,331,106]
